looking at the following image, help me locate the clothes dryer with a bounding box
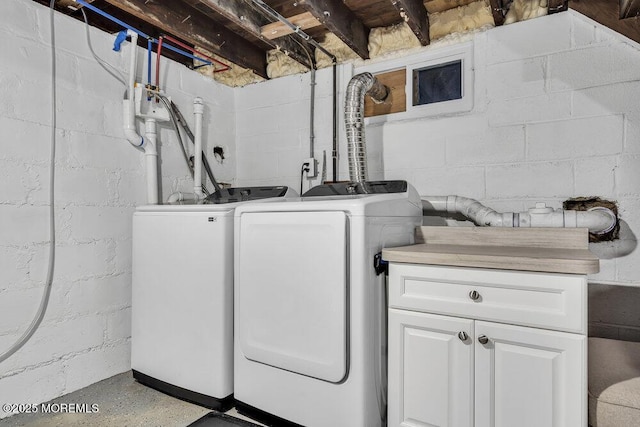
[233,181,422,426]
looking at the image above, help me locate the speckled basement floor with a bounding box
[0,371,262,427]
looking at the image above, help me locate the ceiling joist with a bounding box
[548,0,569,14]
[620,0,640,18]
[102,0,269,78]
[488,0,507,26]
[391,0,430,45]
[297,0,371,59]
[187,0,313,69]
[261,11,322,40]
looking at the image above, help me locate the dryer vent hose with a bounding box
[344,73,388,183]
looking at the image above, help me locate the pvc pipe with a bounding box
[144,118,159,204]
[123,31,143,148]
[421,196,617,234]
[193,97,205,199]
[167,192,198,203]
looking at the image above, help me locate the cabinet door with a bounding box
[388,308,474,427]
[474,321,586,427]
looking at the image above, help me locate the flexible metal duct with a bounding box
[345,72,389,182]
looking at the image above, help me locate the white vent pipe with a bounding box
[144,119,159,204]
[193,97,205,200]
[122,30,159,204]
[422,196,617,234]
[345,72,388,182]
[123,30,143,148]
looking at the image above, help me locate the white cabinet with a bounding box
[388,264,587,427]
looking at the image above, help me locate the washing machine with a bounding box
[233,180,423,427]
[131,186,296,410]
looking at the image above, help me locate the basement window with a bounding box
[412,60,463,106]
[358,42,474,123]
[405,43,473,117]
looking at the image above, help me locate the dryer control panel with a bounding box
[302,180,407,197]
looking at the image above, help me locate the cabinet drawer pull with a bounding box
[469,290,481,301]
[457,331,468,341]
[477,335,489,345]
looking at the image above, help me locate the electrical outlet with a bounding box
[305,158,317,178]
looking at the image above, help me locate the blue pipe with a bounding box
[73,0,213,65]
[147,39,152,85]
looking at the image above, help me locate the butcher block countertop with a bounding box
[382,226,600,275]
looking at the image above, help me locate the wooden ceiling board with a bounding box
[41,0,640,85]
[424,0,478,14]
[346,0,405,27]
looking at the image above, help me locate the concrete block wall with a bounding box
[236,12,640,338]
[0,0,234,416]
[235,65,357,193]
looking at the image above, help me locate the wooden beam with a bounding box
[391,0,430,45]
[102,0,268,78]
[571,0,640,44]
[189,0,312,69]
[56,0,92,8]
[621,0,640,18]
[261,11,322,40]
[548,0,568,14]
[488,0,507,26]
[298,0,370,59]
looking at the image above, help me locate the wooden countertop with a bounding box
[382,226,600,275]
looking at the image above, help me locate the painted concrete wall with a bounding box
[3,0,640,415]
[235,65,354,193]
[236,12,640,337]
[0,0,234,416]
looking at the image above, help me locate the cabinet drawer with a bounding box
[389,264,587,334]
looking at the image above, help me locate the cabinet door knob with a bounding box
[469,290,481,301]
[457,331,468,341]
[477,335,489,345]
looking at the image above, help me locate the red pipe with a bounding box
[156,36,163,88]
[161,34,231,73]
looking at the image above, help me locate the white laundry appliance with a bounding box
[131,186,296,410]
[233,180,423,427]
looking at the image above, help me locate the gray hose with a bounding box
[1,0,57,363]
[344,72,388,182]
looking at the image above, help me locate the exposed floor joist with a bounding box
[620,0,640,18]
[548,0,569,14]
[188,0,313,69]
[391,0,430,45]
[261,11,322,40]
[488,0,507,26]
[102,0,269,78]
[298,0,370,59]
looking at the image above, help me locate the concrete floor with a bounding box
[0,371,250,427]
